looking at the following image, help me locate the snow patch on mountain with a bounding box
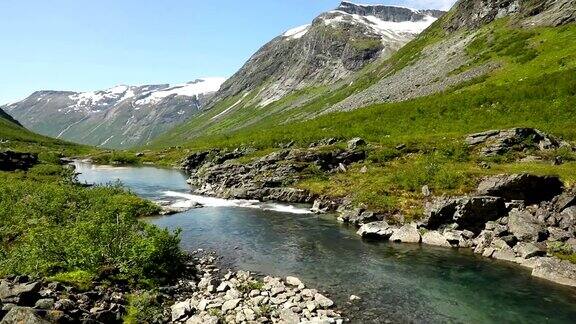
[283,24,311,39]
[323,10,437,38]
[134,77,226,105]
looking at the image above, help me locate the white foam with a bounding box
[162,191,312,214]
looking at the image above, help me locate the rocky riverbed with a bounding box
[0,251,344,324]
[179,128,576,288]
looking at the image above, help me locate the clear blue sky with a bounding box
[0,0,454,104]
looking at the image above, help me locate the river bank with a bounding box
[0,250,344,324]
[176,128,576,288]
[68,160,576,323]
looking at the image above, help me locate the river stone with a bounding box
[279,308,300,324]
[0,306,49,324]
[314,293,334,308]
[515,242,545,259]
[421,231,451,247]
[357,221,395,239]
[532,258,576,287]
[171,301,191,321]
[221,298,241,313]
[389,224,421,243]
[286,276,304,287]
[453,196,507,233]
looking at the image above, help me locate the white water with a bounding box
[162,190,312,214]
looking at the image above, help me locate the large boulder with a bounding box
[477,174,564,203]
[0,280,41,306]
[389,224,421,243]
[508,209,547,242]
[0,306,49,324]
[422,231,451,247]
[423,196,506,233]
[532,258,576,287]
[453,196,507,233]
[357,221,395,239]
[465,128,568,156]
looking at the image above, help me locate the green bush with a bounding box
[0,166,185,286]
[124,291,165,324]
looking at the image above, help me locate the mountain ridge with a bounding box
[3,78,225,148]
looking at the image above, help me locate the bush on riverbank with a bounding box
[0,163,186,287]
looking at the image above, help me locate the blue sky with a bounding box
[0,0,455,104]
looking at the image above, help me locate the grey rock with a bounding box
[221,298,241,313]
[33,298,54,310]
[532,258,576,287]
[347,138,366,150]
[389,224,421,243]
[0,306,49,324]
[508,209,546,242]
[357,221,395,239]
[421,231,451,247]
[477,174,564,203]
[171,300,191,322]
[314,293,334,308]
[515,242,545,259]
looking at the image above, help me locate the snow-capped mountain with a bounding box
[207,2,444,111]
[2,78,225,148]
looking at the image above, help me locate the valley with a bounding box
[1,0,576,323]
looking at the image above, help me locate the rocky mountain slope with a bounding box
[152,2,444,144]
[153,0,575,147]
[2,78,225,148]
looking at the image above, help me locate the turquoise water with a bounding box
[75,162,576,323]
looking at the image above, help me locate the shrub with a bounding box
[0,165,185,286]
[124,291,165,324]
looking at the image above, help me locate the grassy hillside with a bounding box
[147,20,576,158]
[0,111,94,156]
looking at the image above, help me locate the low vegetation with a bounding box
[0,160,185,288]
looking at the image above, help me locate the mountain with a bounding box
[151,2,444,145]
[2,78,225,148]
[209,2,444,108]
[153,0,575,148]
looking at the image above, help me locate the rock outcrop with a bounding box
[465,127,570,157]
[185,143,366,203]
[0,151,38,171]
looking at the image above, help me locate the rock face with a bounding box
[446,0,576,31]
[423,196,506,233]
[2,78,225,148]
[207,3,443,112]
[186,145,365,204]
[0,151,38,171]
[465,128,570,157]
[477,174,564,204]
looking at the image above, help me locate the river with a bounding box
[74,161,576,323]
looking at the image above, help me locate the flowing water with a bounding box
[74,162,576,323]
